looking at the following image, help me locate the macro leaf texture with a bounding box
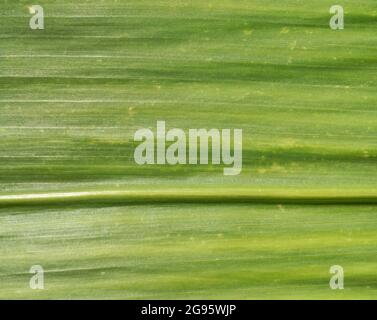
[0,0,376,299]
